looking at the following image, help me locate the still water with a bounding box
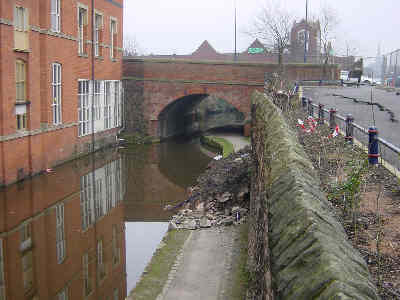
[0,138,211,299]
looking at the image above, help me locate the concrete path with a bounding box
[159,227,236,300]
[211,133,250,152]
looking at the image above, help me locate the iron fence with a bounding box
[303,98,400,177]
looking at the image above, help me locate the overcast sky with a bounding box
[123,0,399,59]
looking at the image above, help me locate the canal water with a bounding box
[0,138,211,299]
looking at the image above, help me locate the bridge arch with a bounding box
[156,91,247,140]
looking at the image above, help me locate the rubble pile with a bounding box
[167,146,252,230]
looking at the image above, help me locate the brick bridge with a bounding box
[122,58,338,139]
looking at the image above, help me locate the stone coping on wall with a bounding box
[252,90,380,299]
[123,56,339,68]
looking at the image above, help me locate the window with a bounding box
[0,239,5,300]
[105,164,113,212]
[16,60,26,102]
[80,174,93,230]
[110,19,117,59]
[78,7,87,55]
[83,253,92,296]
[22,251,34,292]
[56,203,66,263]
[114,82,120,127]
[57,287,68,300]
[78,80,91,136]
[112,225,120,266]
[95,14,103,57]
[52,63,62,125]
[94,81,101,121]
[20,223,32,252]
[17,114,27,131]
[104,82,111,129]
[95,178,103,219]
[51,0,61,32]
[298,29,308,51]
[97,240,105,280]
[14,6,29,50]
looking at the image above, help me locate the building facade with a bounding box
[0,0,123,186]
[0,151,126,300]
[290,19,321,63]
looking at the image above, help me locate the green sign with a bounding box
[248,48,264,54]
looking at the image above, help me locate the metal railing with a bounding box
[302,97,400,177]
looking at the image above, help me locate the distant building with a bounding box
[290,19,321,63]
[0,0,124,186]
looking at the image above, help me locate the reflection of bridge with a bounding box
[122,58,337,139]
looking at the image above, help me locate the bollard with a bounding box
[329,108,336,130]
[308,100,314,116]
[368,127,379,165]
[345,114,354,144]
[318,103,325,125]
[302,97,307,110]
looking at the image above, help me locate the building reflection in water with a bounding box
[0,149,126,300]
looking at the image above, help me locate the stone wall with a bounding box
[249,91,380,299]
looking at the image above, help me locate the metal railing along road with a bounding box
[302,97,400,178]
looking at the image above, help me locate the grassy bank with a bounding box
[200,135,234,158]
[128,229,190,300]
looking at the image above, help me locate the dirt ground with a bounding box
[287,108,400,299]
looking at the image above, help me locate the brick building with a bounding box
[0,0,124,186]
[0,151,126,299]
[290,19,321,63]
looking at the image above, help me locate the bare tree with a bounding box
[249,1,293,68]
[319,4,339,77]
[123,35,142,57]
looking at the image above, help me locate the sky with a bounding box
[123,0,400,60]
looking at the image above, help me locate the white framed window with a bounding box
[57,287,68,300]
[14,6,29,50]
[104,81,112,129]
[51,0,61,32]
[94,81,102,121]
[83,253,92,296]
[77,6,87,55]
[80,174,93,230]
[110,18,117,59]
[94,13,103,57]
[52,63,62,125]
[95,178,103,219]
[0,239,5,300]
[78,80,91,136]
[113,81,120,127]
[56,203,66,264]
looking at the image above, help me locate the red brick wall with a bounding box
[123,58,338,137]
[0,0,123,186]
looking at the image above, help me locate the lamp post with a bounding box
[304,0,308,63]
[234,0,237,62]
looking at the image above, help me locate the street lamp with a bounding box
[304,0,308,63]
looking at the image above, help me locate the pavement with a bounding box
[304,86,400,147]
[210,133,250,152]
[159,227,237,300]
[157,134,249,300]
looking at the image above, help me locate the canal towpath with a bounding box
[157,134,249,300]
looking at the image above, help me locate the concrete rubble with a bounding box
[167,147,252,231]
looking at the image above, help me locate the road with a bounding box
[304,86,400,147]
